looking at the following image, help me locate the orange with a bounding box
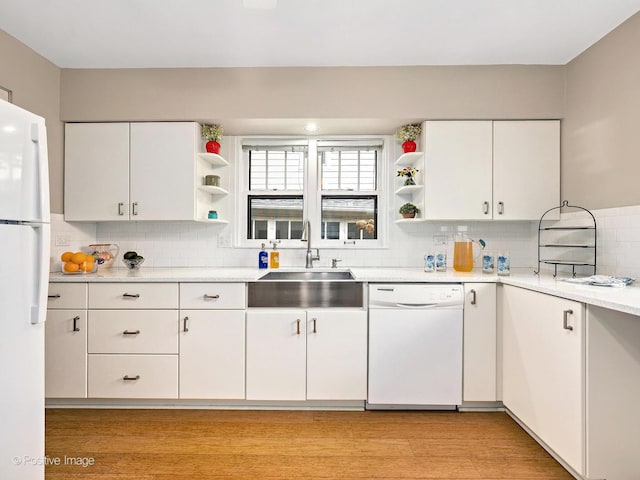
[71,252,86,264]
[79,257,95,272]
[60,251,73,262]
[63,262,80,273]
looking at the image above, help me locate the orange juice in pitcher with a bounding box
[453,226,474,272]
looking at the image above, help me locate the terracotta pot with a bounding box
[402,212,416,219]
[402,140,417,153]
[205,140,221,154]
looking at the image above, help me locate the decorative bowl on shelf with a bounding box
[122,257,145,270]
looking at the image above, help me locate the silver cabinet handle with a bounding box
[131,202,138,216]
[122,293,140,298]
[483,201,489,215]
[498,201,504,215]
[563,309,574,331]
[48,294,61,299]
[123,375,140,381]
[118,202,125,216]
[296,319,301,335]
[72,316,80,332]
[470,289,477,305]
[203,294,220,299]
[123,330,141,335]
[183,316,189,332]
[312,318,317,334]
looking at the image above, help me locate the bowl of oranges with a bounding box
[61,251,98,274]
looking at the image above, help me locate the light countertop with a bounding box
[49,267,640,317]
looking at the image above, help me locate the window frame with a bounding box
[236,136,389,250]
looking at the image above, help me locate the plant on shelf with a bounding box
[396,165,419,186]
[399,202,419,218]
[201,124,224,154]
[394,123,422,153]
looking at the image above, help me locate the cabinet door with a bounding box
[423,121,493,220]
[64,123,130,221]
[463,283,496,402]
[246,310,306,401]
[45,310,87,398]
[306,310,367,400]
[502,285,584,474]
[179,310,245,399]
[130,122,197,220]
[493,121,560,220]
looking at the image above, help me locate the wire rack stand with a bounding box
[534,200,597,277]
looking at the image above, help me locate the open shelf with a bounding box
[197,152,229,167]
[394,217,427,224]
[394,184,423,195]
[197,185,229,195]
[196,218,229,224]
[394,151,423,166]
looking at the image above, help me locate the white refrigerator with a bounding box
[0,100,50,480]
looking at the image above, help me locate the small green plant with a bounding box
[201,124,224,142]
[399,202,419,215]
[394,123,422,142]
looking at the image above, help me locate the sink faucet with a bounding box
[301,220,320,268]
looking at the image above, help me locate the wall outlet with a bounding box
[55,234,71,246]
[217,233,231,248]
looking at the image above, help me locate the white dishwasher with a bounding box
[367,283,463,409]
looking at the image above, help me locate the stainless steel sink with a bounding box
[258,270,355,281]
[249,270,363,308]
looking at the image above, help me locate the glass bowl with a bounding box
[122,257,145,270]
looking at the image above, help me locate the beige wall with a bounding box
[0,30,62,213]
[60,65,564,124]
[564,12,640,209]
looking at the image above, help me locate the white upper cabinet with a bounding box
[65,123,130,221]
[422,120,560,221]
[493,120,560,220]
[65,122,199,221]
[129,123,197,220]
[423,121,493,220]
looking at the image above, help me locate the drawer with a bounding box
[48,283,87,309]
[89,283,178,309]
[180,283,245,309]
[88,310,178,354]
[88,354,178,399]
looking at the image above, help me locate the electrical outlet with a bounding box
[55,234,71,246]
[217,233,231,248]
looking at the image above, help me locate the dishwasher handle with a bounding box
[370,300,463,309]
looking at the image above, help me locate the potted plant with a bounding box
[399,202,419,218]
[201,124,224,154]
[396,165,419,186]
[394,123,422,153]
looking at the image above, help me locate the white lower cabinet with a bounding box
[46,283,87,398]
[462,283,496,402]
[502,285,585,476]
[246,309,367,401]
[179,310,245,399]
[88,354,178,399]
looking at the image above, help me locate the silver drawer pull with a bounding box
[72,316,80,332]
[122,293,140,298]
[48,294,61,299]
[123,330,141,335]
[203,294,220,299]
[123,375,140,381]
[470,289,477,305]
[183,316,189,332]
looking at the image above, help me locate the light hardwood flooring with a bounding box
[45,409,573,479]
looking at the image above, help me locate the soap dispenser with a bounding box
[258,243,268,269]
[269,242,280,269]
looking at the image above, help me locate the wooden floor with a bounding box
[45,409,573,480]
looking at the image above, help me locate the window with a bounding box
[240,137,386,248]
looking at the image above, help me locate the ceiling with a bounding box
[1,0,640,69]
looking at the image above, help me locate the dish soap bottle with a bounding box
[269,242,280,269]
[258,243,268,269]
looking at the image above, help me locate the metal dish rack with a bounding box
[534,200,597,277]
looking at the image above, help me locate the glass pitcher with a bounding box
[89,243,120,268]
[453,227,485,272]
